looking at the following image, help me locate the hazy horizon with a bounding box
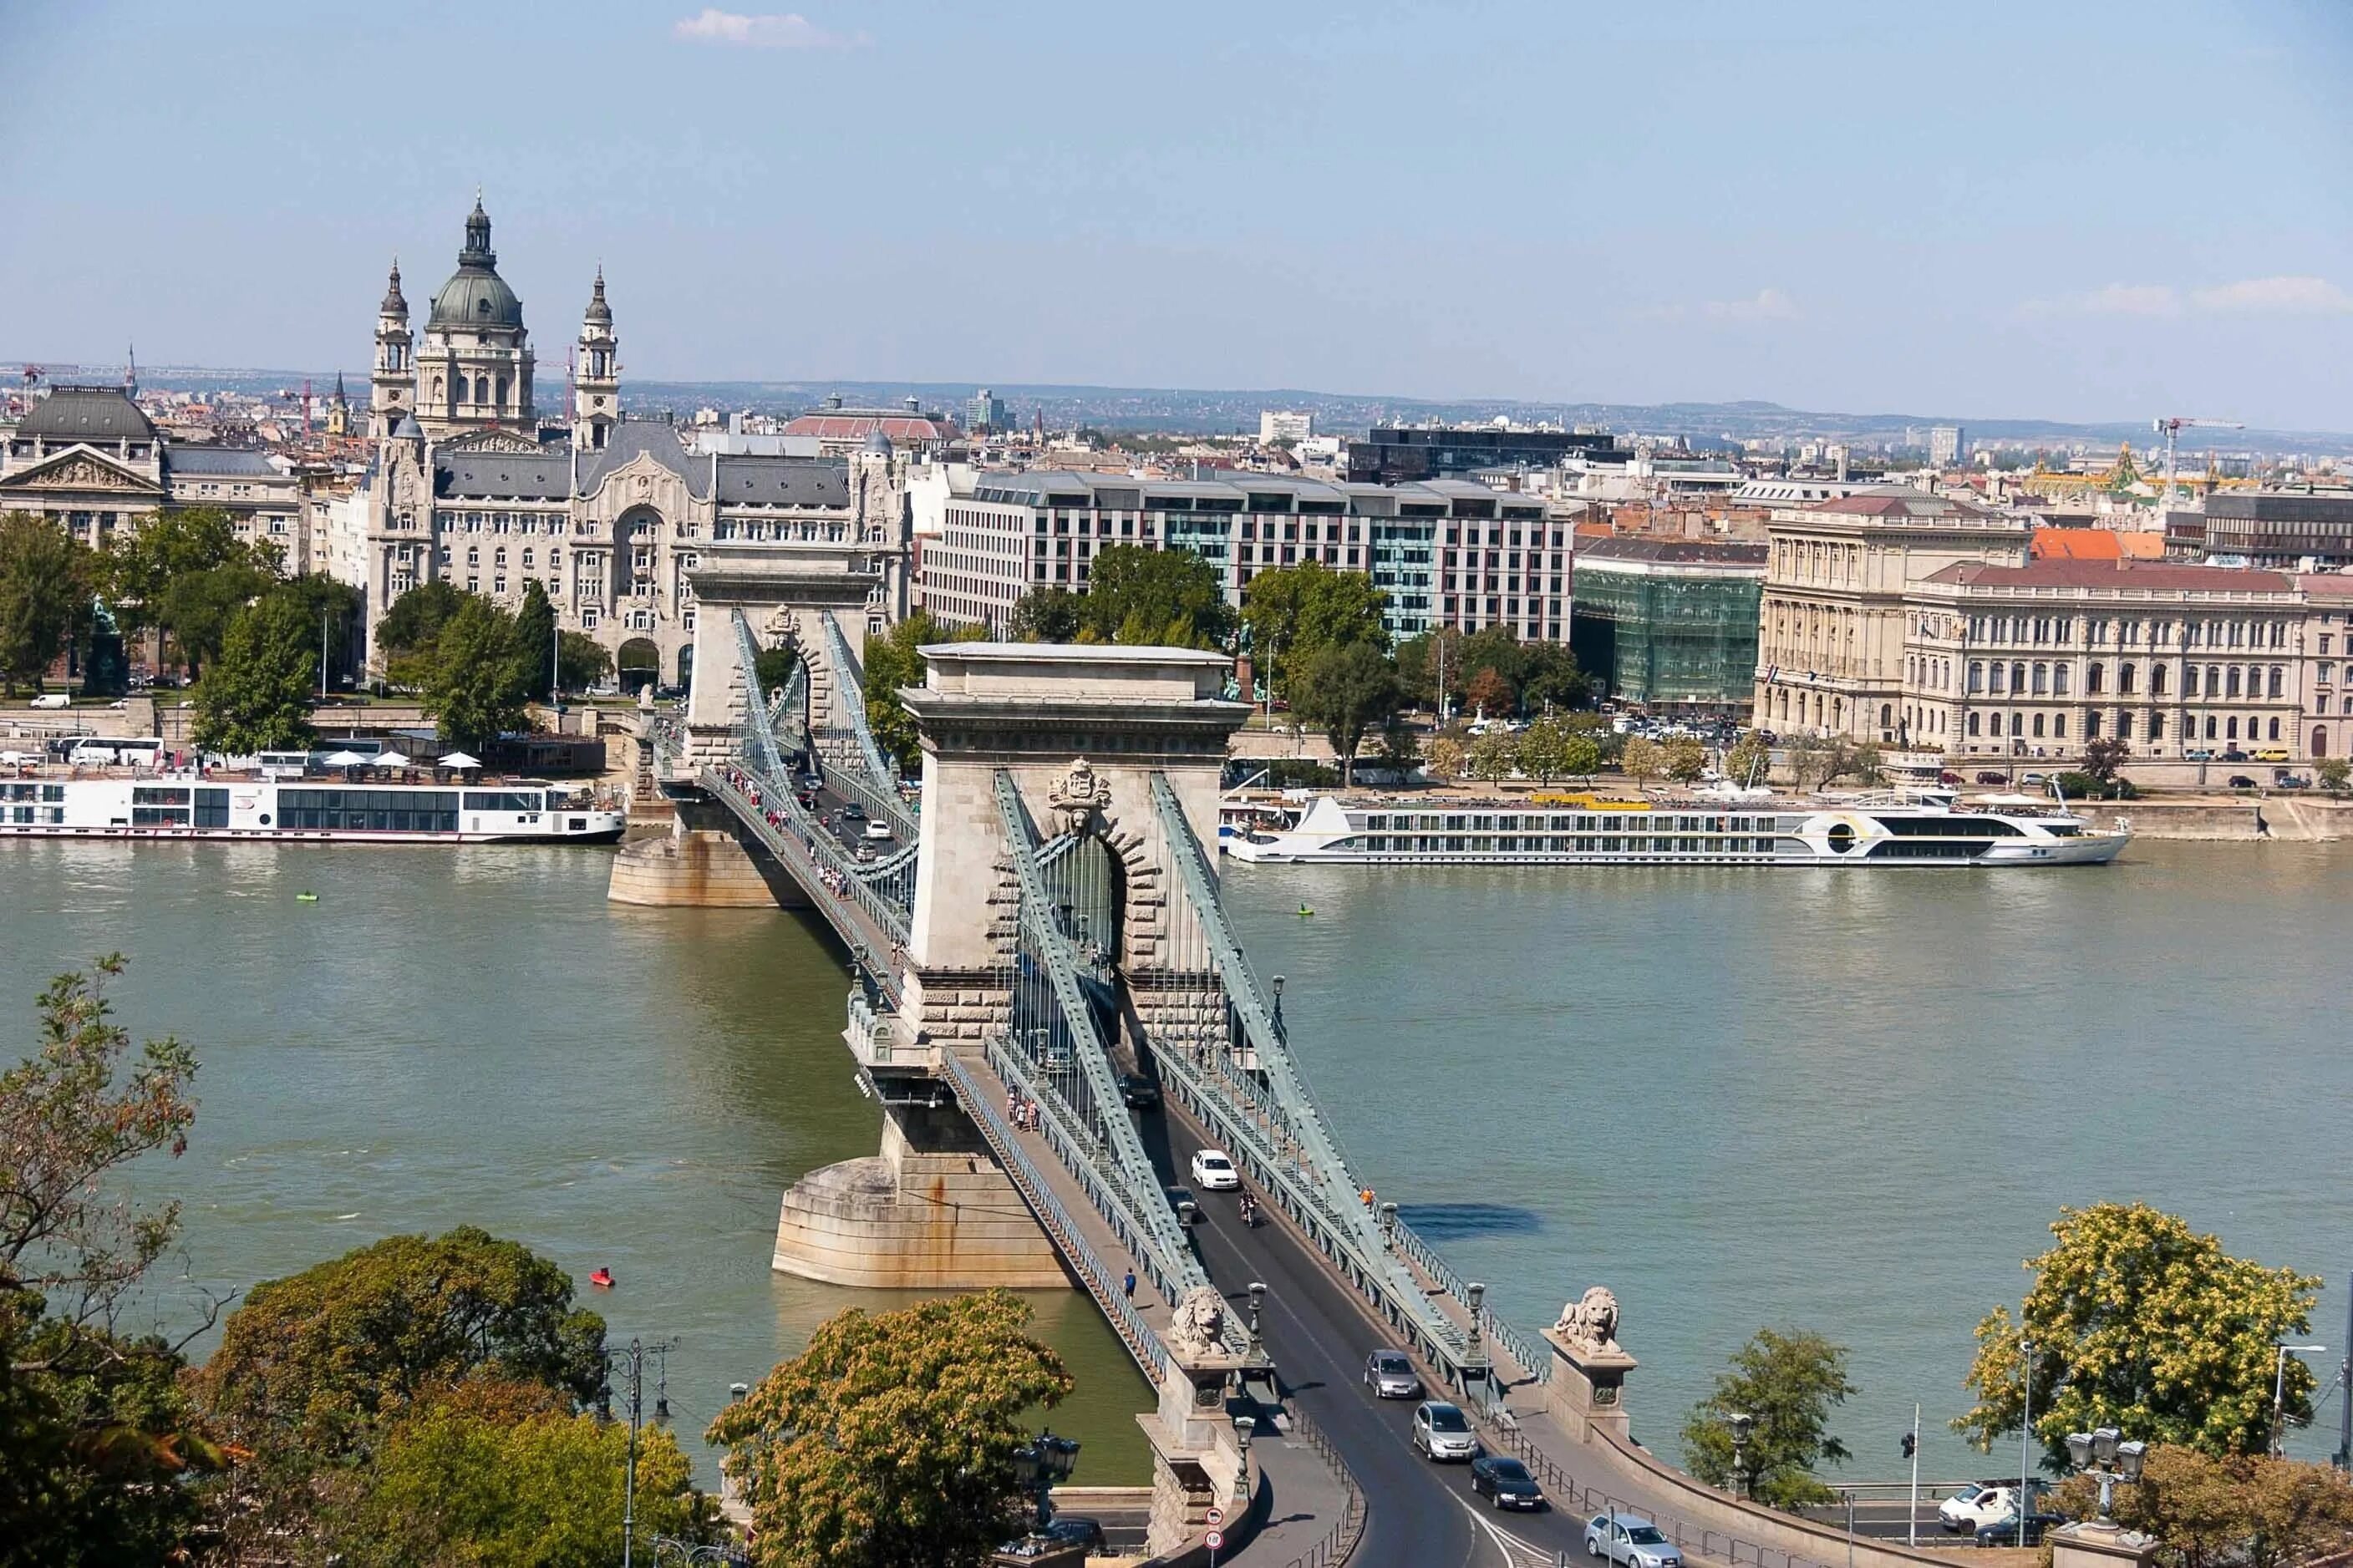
[7,2,2351,429]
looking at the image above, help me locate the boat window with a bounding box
[462,790,544,813]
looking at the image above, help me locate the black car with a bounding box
[840,802,866,821]
[998,1516,1105,1556]
[2228,774,2258,789]
[1117,1073,1161,1109]
[1470,1454,1545,1510]
[1975,1511,2066,1547]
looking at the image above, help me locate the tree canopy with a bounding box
[1008,586,1085,643]
[377,581,468,664]
[861,610,987,770]
[2054,1445,2353,1568]
[420,596,536,749]
[1681,1327,1856,1509]
[98,508,279,673]
[1079,545,1232,650]
[1954,1202,2322,1468]
[198,1225,607,1460]
[0,513,90,696]
[708,1290,1073,1568]
[1240,561,1389,699]
[1291,639,1401,785]
[192,592,318,754]
[511,579,558,702]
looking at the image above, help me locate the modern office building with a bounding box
[1929,425,1966,466]
[1344,424,1620,483]
[964,388,1009,434]
[1568,537,1768,713]
[917,471,1563,642]
[1258,409,1314,444]
[2200,490,2353,568]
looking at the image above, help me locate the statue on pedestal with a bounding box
[1554,1286,1622,1357]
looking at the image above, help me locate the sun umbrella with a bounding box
[438,751,482,769]
[321,749,368,767]
[374,751,411,769]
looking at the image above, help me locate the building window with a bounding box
[1967,712,1980,737]
[2086,710,2101,738]
[2120,663,2137,695]
[2268,666,2283,698]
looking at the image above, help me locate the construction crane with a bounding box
[2152,416,2245,508]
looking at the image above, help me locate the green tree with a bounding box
[1469,730,1517,784]
[1518,641,1591,713]
[1724,731,1773,787]
[707,1291,1073,1568]
[1464,667,1513,720]
[338,1402,714,1568]
[100,508,278,673]
[511,579,557,700]
[1954,1202,2323,1469]
[1784,734,1835,791]
[560,631,614,692]
[1561,731,1603,781]
[861,611,987,771]
[1621,735,1666,788]
[2052,1445,2353,1568]
[1394,627,1464,711]
[198,1225,607,1462]
[0,512,89,696]
[191,593,318,754]
[154,562,270,677]
[1424,733,1467,781]
[1291,640,1401,786]
[1456,625,1527,708]
[422,597,532,750]
[0,957,214,1565]
[1663,735,1708,784]
[1376,721,1421,779]
[1516,714,1573,784]
[1083,545,1232,649]
[2318,757,2350,793]
[268,572,364,691]
[2081,733,2131,785]
[1681,1328,1856,1509]
[376,581,468,664]
[1829,738,1884,787]
[752,643,799,700]
[1241,561,1389,700]
[1009,586,1085,642]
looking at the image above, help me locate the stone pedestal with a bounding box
[2051,1524,2157,1568]
[990,1542,1085,1568]
[1541,1327,1638,1442]
[770,1100,1068,1290]
[1138,1348,1250,1555]
[607,824,780,907]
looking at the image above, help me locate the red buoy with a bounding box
[589,1267,614,1289]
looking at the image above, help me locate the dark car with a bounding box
[2228,774,2258,789]
[1470,1454,1545,1510]
[1976,771,2007,785]
[1975,1511,2066,1547]
[1117,1073,1161,1110]
[998,1516,1105,1556]
[840,802,866,821]
[2222,748,2249,762]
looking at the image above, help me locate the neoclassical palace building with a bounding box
[331,199,911,686]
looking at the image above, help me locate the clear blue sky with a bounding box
[6,1,2351,429]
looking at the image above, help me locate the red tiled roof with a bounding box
[2297,572,2353,598]
[781,414,959,441]
[1923,560,2296,592]
[2031,528,2122,561]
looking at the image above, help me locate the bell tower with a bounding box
[574,266,620,452]
[369,260,414,439]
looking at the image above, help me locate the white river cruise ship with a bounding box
[1221,789,2129,868]
[0,774,626,845]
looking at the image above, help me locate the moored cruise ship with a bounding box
[0,775,625,844]
[1221,789,2129,868]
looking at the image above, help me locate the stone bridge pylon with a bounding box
[676,543,882,777]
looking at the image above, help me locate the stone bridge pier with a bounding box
[677,544,880,778]
[769,643,1247,1291]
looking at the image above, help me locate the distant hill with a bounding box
[14,361,2345,456]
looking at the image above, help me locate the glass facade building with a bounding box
[1569,538,1767,712]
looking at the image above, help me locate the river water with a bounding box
[3,839,2346,1490]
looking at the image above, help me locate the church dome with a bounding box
[427,198,525,331]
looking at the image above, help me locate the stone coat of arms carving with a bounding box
[1047,757,1113,835]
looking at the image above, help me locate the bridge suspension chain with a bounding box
[1146,773,1516,1388]
[816,611,919,842]
[991,771,1232,1337]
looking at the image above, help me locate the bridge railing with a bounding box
[1485,1423,1835,1568]
[699,765,906,1002]
[1280,1405,1368,1568]
[943,1048,1172,1383]
[810,611,918,843]
[1145,774,1498,1392]
[1382,1215,1556,1388]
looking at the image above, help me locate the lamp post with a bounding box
[596,1336,680,1568]
[2062,1428,2147,1526]
[2273,1342,2327,1459]
[1728,1412,1755,1499]
[1011,1428,1082,1544]
[1233,1413,1255,1502]
[1247,1281,1267,1362]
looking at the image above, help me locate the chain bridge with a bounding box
[635,596,1953,1568]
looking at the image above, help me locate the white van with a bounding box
[28,693,69,709]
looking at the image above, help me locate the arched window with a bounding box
[2011,661,2026,693]
[2152,664,2168,696]
[2225,667,2240,698]
[2119,710,2134,739]
[1967,712,1980,737]
[432,376,445,402]
[2227,717,2239,740]
[1879,703,1892,727]
[2032,662,2049,695]
[2268,666,2284,698]
[2087,710,2103,738]
[2120,663,2137,695]
[496,375,509,407]
[2315,727,2330,758]
[2204,714,2217,740]
[1969,661,1984,693]
[2010,713,2024,737]
[2087,662,2104,694]
[2033,713,2046,738]
[2055,664,2071,695]
[2268,717,2281,741]
[2147,712,2162,739]
[2054,714,2066,738]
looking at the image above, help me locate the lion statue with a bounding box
[1554,1285,1621,1354]
[1166,1283,1229,1357]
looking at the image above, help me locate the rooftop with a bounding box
[1574,536,1769,568]
[13,385,157,443]
[1923,560,2297,594]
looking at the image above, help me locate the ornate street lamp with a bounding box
[1728,1412,1756,1499]
[1233,1414,1256,1502]
[1012,1428,1082,1543]
[2063,1427,2147,1524]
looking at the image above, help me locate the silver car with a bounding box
[1586,1513,1683,1568]
[1364,1350,1422,1399]
[1411,1399,1478,1462]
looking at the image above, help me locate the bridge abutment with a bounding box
[606,802,811,908]
[770,1098,1069,1289]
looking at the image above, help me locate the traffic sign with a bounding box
[1206,1507,1223,1527]
[1206,1530,1224,1551]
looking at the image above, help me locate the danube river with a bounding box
[3,838,2348,1487]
